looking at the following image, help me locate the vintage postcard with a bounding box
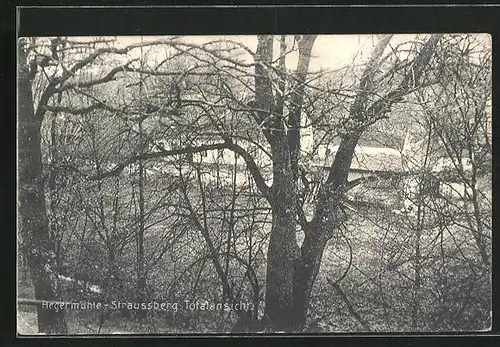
[17,30,492,335]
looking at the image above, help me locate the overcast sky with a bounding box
[109,34,422,71]
[65,34,490,73]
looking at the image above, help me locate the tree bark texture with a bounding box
[257,34,443,331]
[17,39,68,334]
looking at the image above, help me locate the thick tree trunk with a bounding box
[292,229,331,328]
[287,35,316,181]
[264,135,301,330]
[18,43,68,334]
[265,200,300,330]
[257,34,336,331]
[259,34,442,332]
[292,133,361,328]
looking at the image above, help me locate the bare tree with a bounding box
[20,34,470,333]
[17,36,180,333]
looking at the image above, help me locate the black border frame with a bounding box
[4,3,499,346]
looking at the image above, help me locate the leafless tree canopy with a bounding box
[17,34,491,334]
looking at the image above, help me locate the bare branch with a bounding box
[44,102,108,115]
[59,59,139,92]
[365,34,443,120]
[87,142,228,181]
[224,140,272,201]
[326,279,371,332]
[66,37,180,77]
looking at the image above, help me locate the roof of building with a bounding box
[351,150,404,172]
[317,144,405,172]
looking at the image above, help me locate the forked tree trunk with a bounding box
[257,34,327,331]
[291,132,361,328]
[259,34,442,332]
[18,41,68,334]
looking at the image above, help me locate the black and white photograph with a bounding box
[17,33,492,335]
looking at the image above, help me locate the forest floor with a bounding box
[17,184,491,335]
